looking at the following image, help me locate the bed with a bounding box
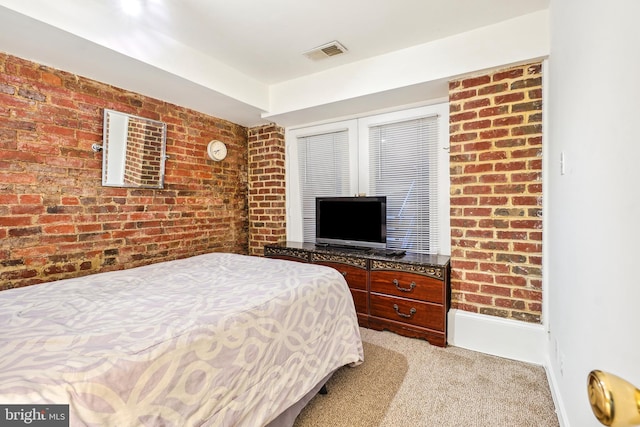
[0,253,364,426]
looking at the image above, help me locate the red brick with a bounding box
[450,218,478,228]
[497,231,528,240]
[11,205,45,215]
[462,76,491,88]
[495,138,526,148]
[450,175,478,185]
[453,260,479,270]
[43,224,76,234]
[493,69,524,81]
[494,184,526,194]
[495,93,525,104]
[512,125,542,136]
[463,208,493,216]
[450,133,478,143]
[465,293,494,305]
[478,219,509,228]
[493,116,524,127]
[479,129,509,139]
[480,241,511,251]
[450,89,477,101]
[457,282,480,293]
[463,120,492,131]
[463,141,492,152]
[478,83,508,95]
[494,161,527,172]
[463,185,492,195]
[495,298,526,309]
[479,151,507,161]
[479,174,508,183]
[513,242,542,252]
[450,111,477,123]
[511,77,542,90]
[463,98,491,110]
[467,272,495,284]
[465,250,495,260]
[495,275,527,286]
[0,194,19,204]
[479,196,508,205]
[478,262,510,273]
[529,88,542,99]
[528,183,542,193]
[513,289,542,301]
[464,163,493,174]
[466,229,495,239]
[481,284,511,296]
[479,106,509,117]
[450,196,479,206]
[512,172,542,182]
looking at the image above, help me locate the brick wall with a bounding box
[449,62,543,323]
[0,52,249,291]
[247,124,286,256]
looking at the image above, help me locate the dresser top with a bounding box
[265,241,450,268]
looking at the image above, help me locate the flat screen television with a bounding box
[315,196,387,249]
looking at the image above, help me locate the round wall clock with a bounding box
[207,140,227,161]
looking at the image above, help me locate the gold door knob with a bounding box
[587,370,640,427]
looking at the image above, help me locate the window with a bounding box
[286,103,450,255]
[365,116,439,253]
[297,130,350,240]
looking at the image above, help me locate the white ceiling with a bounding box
[0,0,549,126]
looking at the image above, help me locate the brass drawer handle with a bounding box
[393,304,417,319]
[393,279,416,292]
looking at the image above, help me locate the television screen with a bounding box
[315,196,386,249]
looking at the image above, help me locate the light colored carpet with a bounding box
[294,340,409,427]
[297,327,559,427]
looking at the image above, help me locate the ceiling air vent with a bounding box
[303,41,348,61]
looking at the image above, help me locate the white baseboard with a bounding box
[544,361,570,427]
[447,309,548,365]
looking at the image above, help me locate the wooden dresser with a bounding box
[264,242,451,347]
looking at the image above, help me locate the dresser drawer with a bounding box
[370,293,444,331]
[370,270,443,304]
[350,288,368,314]
[264,247,309,262]
[314,261,367,291]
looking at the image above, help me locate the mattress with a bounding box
[0,253,364,426]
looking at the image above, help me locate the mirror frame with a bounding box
[102,109,167,189]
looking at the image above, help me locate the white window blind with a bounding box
[367,116,439,254]
[298,130,351,242]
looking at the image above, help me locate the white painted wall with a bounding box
[0,5,269,127]
[546,0,640,425]
[266,10,549,126]
[0,1,269,112]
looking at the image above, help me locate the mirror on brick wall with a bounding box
[102,109,167,189]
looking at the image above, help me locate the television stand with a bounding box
[264,241,451,347]
[315,243,371,253]
[370,248,407,258]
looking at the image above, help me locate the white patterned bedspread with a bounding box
[0,253,364,426]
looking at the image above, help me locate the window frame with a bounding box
[285,103,450,255]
